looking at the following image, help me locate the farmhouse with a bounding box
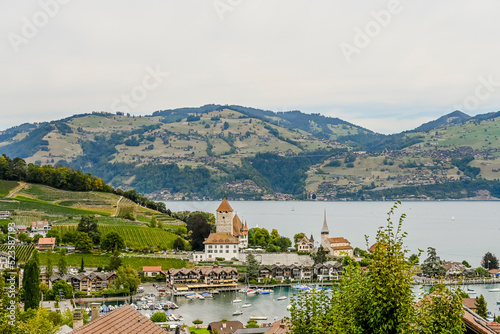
[36,237,56,251]
[30,220,51,237]
[142,266,165,278]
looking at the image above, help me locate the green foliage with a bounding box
[100,231,125,252]
[23,251,41,311]
[314,245,327,265]
[149,215,157,228]
[246,253,259,281]
[116,265,140,292]
[246,320,259,328]
[294,232,306,243]
[186,213,211,251]
[290,202,464,334]
[0,245,34,263]
[45,250,53,277]
[173,237,185,250]
[108,250,122,270]
[77,215,101,245]
[193,319,203,325]
[421,247,445,277]
[75,232,93,253]
[150,312,167,322]
[58,248,67,276]
[462,260,471,268]
[475,294,488,319]
[481,251,499,269]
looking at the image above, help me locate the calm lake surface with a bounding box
[163,200,500,266]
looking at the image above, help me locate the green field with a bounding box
[0,180,19,197]
[38,252,186,271]
[0,196,102,216]
[53,223,180,250]
[0,245,35,262]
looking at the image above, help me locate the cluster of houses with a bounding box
[166,265,239,291]
[38,269,118,293]
[257,261,343,282]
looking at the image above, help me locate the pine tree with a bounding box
[46,249,53,277]
[23,251,41,311]
[58,248,67,276]
[80,257,85,273]
[475,294,488,319]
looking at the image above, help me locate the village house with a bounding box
[314,261,343,281]
[0,211,11,219]
[203,232,240,261]
[207,320,244,334]
[442,261,467,277]
[0,251,10,271]
[166,265,239,292]
[142,266,165,278]
[36,237,56,251]
[296,235,314,253]
[29,220,51,238]
[50,272,117,293]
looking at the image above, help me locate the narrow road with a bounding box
[112,196,124,217]
[7,182,27,198]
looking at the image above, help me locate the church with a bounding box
[320,211,354,257]
[199,199,249,262]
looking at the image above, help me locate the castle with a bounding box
[195,199,249,262]
[320,210,353,257]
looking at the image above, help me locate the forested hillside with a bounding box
[1,105,500,200]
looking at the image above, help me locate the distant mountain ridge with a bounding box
[2,105,500,201]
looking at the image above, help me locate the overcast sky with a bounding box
[2,1,500,133]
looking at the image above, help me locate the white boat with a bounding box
[232,299,243,303]
[233,310,243,316]
[250,316,268,320]
[489,288,500,292]
[242,303,251,308]
[246,289,257,295]
[286,304,292,310]
[277,296,287,301]
[195,293,205,300]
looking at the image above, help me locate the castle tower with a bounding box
[216,199,234,234]
[320,209,330,250]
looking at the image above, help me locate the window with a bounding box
[226,250,229,253]
[226,245,229,248]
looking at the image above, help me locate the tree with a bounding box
[77,215,100,245]
[475,294,488,319]
[416,283,465,333]
[421,247,445,277]
[246,320,259,328]
[58,248,67,276]
[45,249,53,278]
[18,232,31,244]
[150,312,167,322]
[79,257,85,273]
[276,236,292,252]
[289,201,464,334]
[481,252,499,270]
[62,231,77,244]
[32,234,43,244]
[193,319,203,328]
[462,260,471,268]
[246,253,259,281]
[116,265,140,292]
[100,232,125,252]
[109,250,122,270]
[173,237,185,251]
[408,253,419,265]
[46,229,59,240]
[186,213,211,251]
[23,251,41,311]
[75,232,93,253]
[149,216,157,228]
[313,245,327,265]
[294,232,306,244]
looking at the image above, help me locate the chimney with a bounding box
[222,322,226,328]
[73,308,83,330]
[91,303,100,321]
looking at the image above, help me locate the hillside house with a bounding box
[0,211,11,219]
[36,237,56,251]
[142,266,165,278]
[30,220,51,238]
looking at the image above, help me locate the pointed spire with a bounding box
[310,234,314,242]
[321,209,329,235]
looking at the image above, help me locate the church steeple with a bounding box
[321,209,329,235]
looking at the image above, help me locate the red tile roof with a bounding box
[208,321,244,334]
[38,237,56,245]
[71,305,164,334]
[142,266,162,272]
[232,214,243,236]
[462,298,477,310]
[328,237,350,244]
[266,318,291,333]
[203,232,239,244]
[216,199,233,212]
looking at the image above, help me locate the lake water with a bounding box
[163,200,500,266]
[94,283,500,325]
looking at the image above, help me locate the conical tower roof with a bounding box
[216,198,233,212]
[321,209,329,234]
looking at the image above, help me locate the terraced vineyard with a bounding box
[53,224,180,250]
[0,245,35,263]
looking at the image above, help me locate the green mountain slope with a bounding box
[2,106,500,200]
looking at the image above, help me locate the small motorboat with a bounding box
[201,292,213,298]
[232,299,243,303]
[250,316,268,320]
[489,288,500,292]
[242,303,251,308]
[277,296,287,301]
[233,310,243,316]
